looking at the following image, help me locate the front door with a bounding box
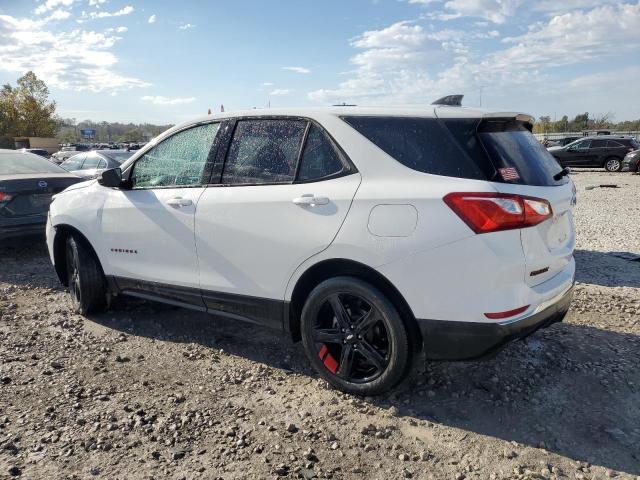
[562,139,591,166]
[195,119,361,327]
[101,122,221,301]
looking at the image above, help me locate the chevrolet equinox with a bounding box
[47,100,576,395]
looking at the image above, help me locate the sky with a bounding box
[0,0,639,124]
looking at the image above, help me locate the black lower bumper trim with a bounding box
[0,222,46,241]
[418,286,573,360]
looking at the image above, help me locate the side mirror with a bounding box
[97,168,123,188]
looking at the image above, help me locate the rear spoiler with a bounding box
[482,112,535,131]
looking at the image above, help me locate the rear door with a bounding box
[195,118,360,327]
[587,138,608,166]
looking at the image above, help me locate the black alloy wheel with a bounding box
[65,235,106,315]
[301,277,410,395]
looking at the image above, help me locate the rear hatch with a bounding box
[0,174,81,219]
[439,113,575,286]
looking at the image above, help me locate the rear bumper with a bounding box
[0,217,46,240]
[418,284,573,360]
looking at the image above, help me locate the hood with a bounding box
[547,146,563,152]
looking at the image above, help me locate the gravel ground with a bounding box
[1,170,639,480]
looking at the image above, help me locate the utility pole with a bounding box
[479,86,486,107]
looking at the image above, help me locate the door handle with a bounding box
[292,194,329,207]
[166,197,193,208]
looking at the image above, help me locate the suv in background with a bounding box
[548,136,640,171]
[46,104,575,395]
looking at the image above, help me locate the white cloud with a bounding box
[0,13,150,93]
[440,0,522,24]
[178,23,195,30]
[496,2,640,68]
[309,2,640,106]
[81,5,134,20]
[532,0,622,14]
[105,26,127,33]
[46,9,71,21]
[35,0,75,15]
[261,82,274,86]
[148,14,156,24]
[88,0,107,5]
[282,66,311,74]
[269,89,290,96]
[141,95,196,105]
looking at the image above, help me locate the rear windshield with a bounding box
[104,151,132,164]
[0,152,65,175]
[342,116,567,186]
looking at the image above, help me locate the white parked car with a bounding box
[46,100,576,395]
[60,150,133,180]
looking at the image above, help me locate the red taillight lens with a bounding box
[0,192,14,206]
[443,192,552,234]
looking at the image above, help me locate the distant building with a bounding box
[13,137,59,154]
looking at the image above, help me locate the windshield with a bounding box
[0,152,66,175]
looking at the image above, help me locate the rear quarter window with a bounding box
[341,116,489,181]
[342,116,566,186]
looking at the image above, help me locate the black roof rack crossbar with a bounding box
[431,94,464,107]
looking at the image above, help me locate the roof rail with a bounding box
[431,94,463,107]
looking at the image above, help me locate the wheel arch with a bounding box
[52,224,106,286]
[287,258,423,354]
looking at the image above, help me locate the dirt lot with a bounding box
[1,171,639,480]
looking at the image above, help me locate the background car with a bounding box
[548,136,640,171]
[19,148,51,158]
[60,150,133,179]
[50,145,91,164]
[622,149,640,173]
[0,149,82,241]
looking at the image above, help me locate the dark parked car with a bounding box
[547,136,640,172]
[1,149,83,241]
[623,149,640,173]
[60,150,133,179]
[556,136,581,147]
[19,148,51,158]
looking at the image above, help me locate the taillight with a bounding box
[443,192,553,234]
[0,192,14,208]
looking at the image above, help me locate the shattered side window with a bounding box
[133,122,220,188]
[222,119,307,185]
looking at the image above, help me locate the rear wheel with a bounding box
[604,157,622,172]
[300,277,410,395]
[66,235,106,315]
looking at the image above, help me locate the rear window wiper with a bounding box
[553,167,570,181]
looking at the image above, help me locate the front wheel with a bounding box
[604,157,622,172]
[300,277,410,395]
[66,235,107,315]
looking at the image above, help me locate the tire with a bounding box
[300,276,410,395]
[65,235,107,315]
[604,157,622,172]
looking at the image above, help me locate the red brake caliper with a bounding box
[318,344,338,374]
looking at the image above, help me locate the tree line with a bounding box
[533,112,640,134]
[0,71,171,147]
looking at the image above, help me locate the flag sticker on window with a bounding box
[499,167,520,181]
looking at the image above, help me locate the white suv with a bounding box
[46,102,576,395]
